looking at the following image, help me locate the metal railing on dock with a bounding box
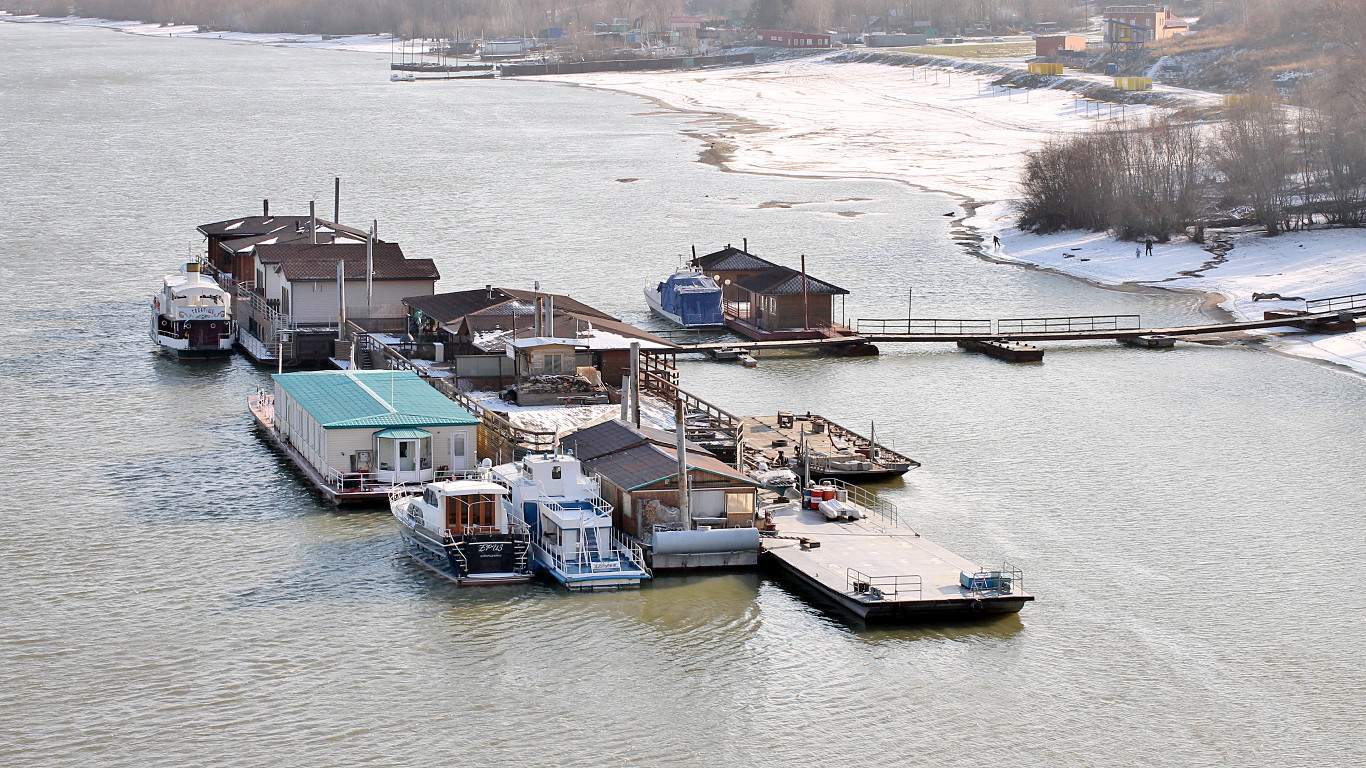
[817,477,913,534]
[964,562,1025,598]
[996,315,1140,335]
[857,318,992,335]
[847,569,922,600]
[1306,292,1366,313]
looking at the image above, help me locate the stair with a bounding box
[513,538,531,573]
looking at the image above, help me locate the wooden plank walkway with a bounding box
[673,307,1366,354]
[760,499,1032,621]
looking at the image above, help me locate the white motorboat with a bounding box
[389,473,534,585]
[490,453,650,590]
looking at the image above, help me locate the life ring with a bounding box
[969,599,984,613]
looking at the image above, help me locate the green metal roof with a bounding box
[271,371,479,429]
[373,427,433,439]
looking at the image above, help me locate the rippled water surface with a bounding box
[3,22,1365,767]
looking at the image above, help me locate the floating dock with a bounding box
[957,338,1044,362]
[761,498,1032,621]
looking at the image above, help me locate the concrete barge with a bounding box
[761,499,1032,621]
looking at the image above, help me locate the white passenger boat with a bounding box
[490,453,650,591]
[389,473,534,585]
[149,262,234,358]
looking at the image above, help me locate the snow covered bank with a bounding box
[531,54,1366,374]
[0,13,394,53]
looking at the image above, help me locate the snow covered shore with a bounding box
[529,54,1366,374]
[0,13,394,52]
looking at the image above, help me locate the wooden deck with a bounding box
[761,499,1032,621]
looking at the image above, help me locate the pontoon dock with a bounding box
[761,499,1032,621]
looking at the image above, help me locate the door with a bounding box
[397,440,417,473]
[450,432,469,471]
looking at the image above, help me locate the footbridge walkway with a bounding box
[670,293,1366,356]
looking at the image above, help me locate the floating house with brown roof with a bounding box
[402,288,675,384]
[690,244,852,341]
[560,419,761,569]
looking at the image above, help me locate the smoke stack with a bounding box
[743,237,748,252]
[263,199,269,216]
[309,201,316,245]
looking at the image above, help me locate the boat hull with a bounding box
[395,519,533,586]
[529,543,649,591]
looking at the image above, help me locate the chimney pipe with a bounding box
[333,177,340,224]
[801,253,810,330]
[486,284,493,299]
[309,201,316,245]
[743,237,748,252]
[675,399,691,531]
[263,198,269,216]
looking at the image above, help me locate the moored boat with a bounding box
[389,474,534,585]
[489,453,650,591]
[150,262,234,358]
[643,269,725,328]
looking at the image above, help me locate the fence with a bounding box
[1306,293,1366,313]
[996,315,1140,334]
[857,318,992,335]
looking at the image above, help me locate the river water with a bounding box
[2,21,1365,767]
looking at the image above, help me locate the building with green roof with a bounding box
[269,370,480,494]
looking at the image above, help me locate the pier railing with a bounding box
[1306,292,1366,312]
[857,318,992,335]
[847,569,923,600]
[820,477,913,534]
[964,563,1024,598]
[639,351,742,446]
[996,315,1140,335]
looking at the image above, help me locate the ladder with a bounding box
[512,538,531,574]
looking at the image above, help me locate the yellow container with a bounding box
[1028,62,1064,75]
[1113,76,1153,91]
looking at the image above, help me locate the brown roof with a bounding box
[256,242,439,282]
[563,420,755,491]
[404,289,677,349]
[735,266,848,296]
[197,215,316,238]
[692,246,778,273]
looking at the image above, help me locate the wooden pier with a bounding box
[761,497,1032,621]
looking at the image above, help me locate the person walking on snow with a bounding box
[1136,245,1141,258]
[992,235,1001,250]
[1145,238,1153,257]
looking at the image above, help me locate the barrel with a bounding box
[822,487,836,501]
[802,488,814,509]
[836,488,849,502]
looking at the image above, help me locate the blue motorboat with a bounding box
[643,270,725,328]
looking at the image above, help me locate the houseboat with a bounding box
[389,475,534,585]
[643,269,725,328]
[149,262,234,358]
[489,453,650,590]
[249,370,481,504]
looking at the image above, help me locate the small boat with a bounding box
[390,72,416,82]
[644,269,725,328]
[149,262,234,359]
[748,456,799,490]
[490,453,650,591]
[389,473,534,585]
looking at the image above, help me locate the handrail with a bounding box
[817,477,912,534]
[964,562,1024,598]
[857,318,992,335]
[997,315,1140,334]
[847,569,922,600]
[1306,292,1366,312]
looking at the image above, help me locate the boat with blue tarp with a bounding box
[644,270,725,328]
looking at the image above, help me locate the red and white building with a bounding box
[756,30,832,48]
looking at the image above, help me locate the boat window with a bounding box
[424,488,437,507]
[552,465,562,480]
[447,493,497,531]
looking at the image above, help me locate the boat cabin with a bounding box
[412,479,511,537]
[269,370,480,490]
